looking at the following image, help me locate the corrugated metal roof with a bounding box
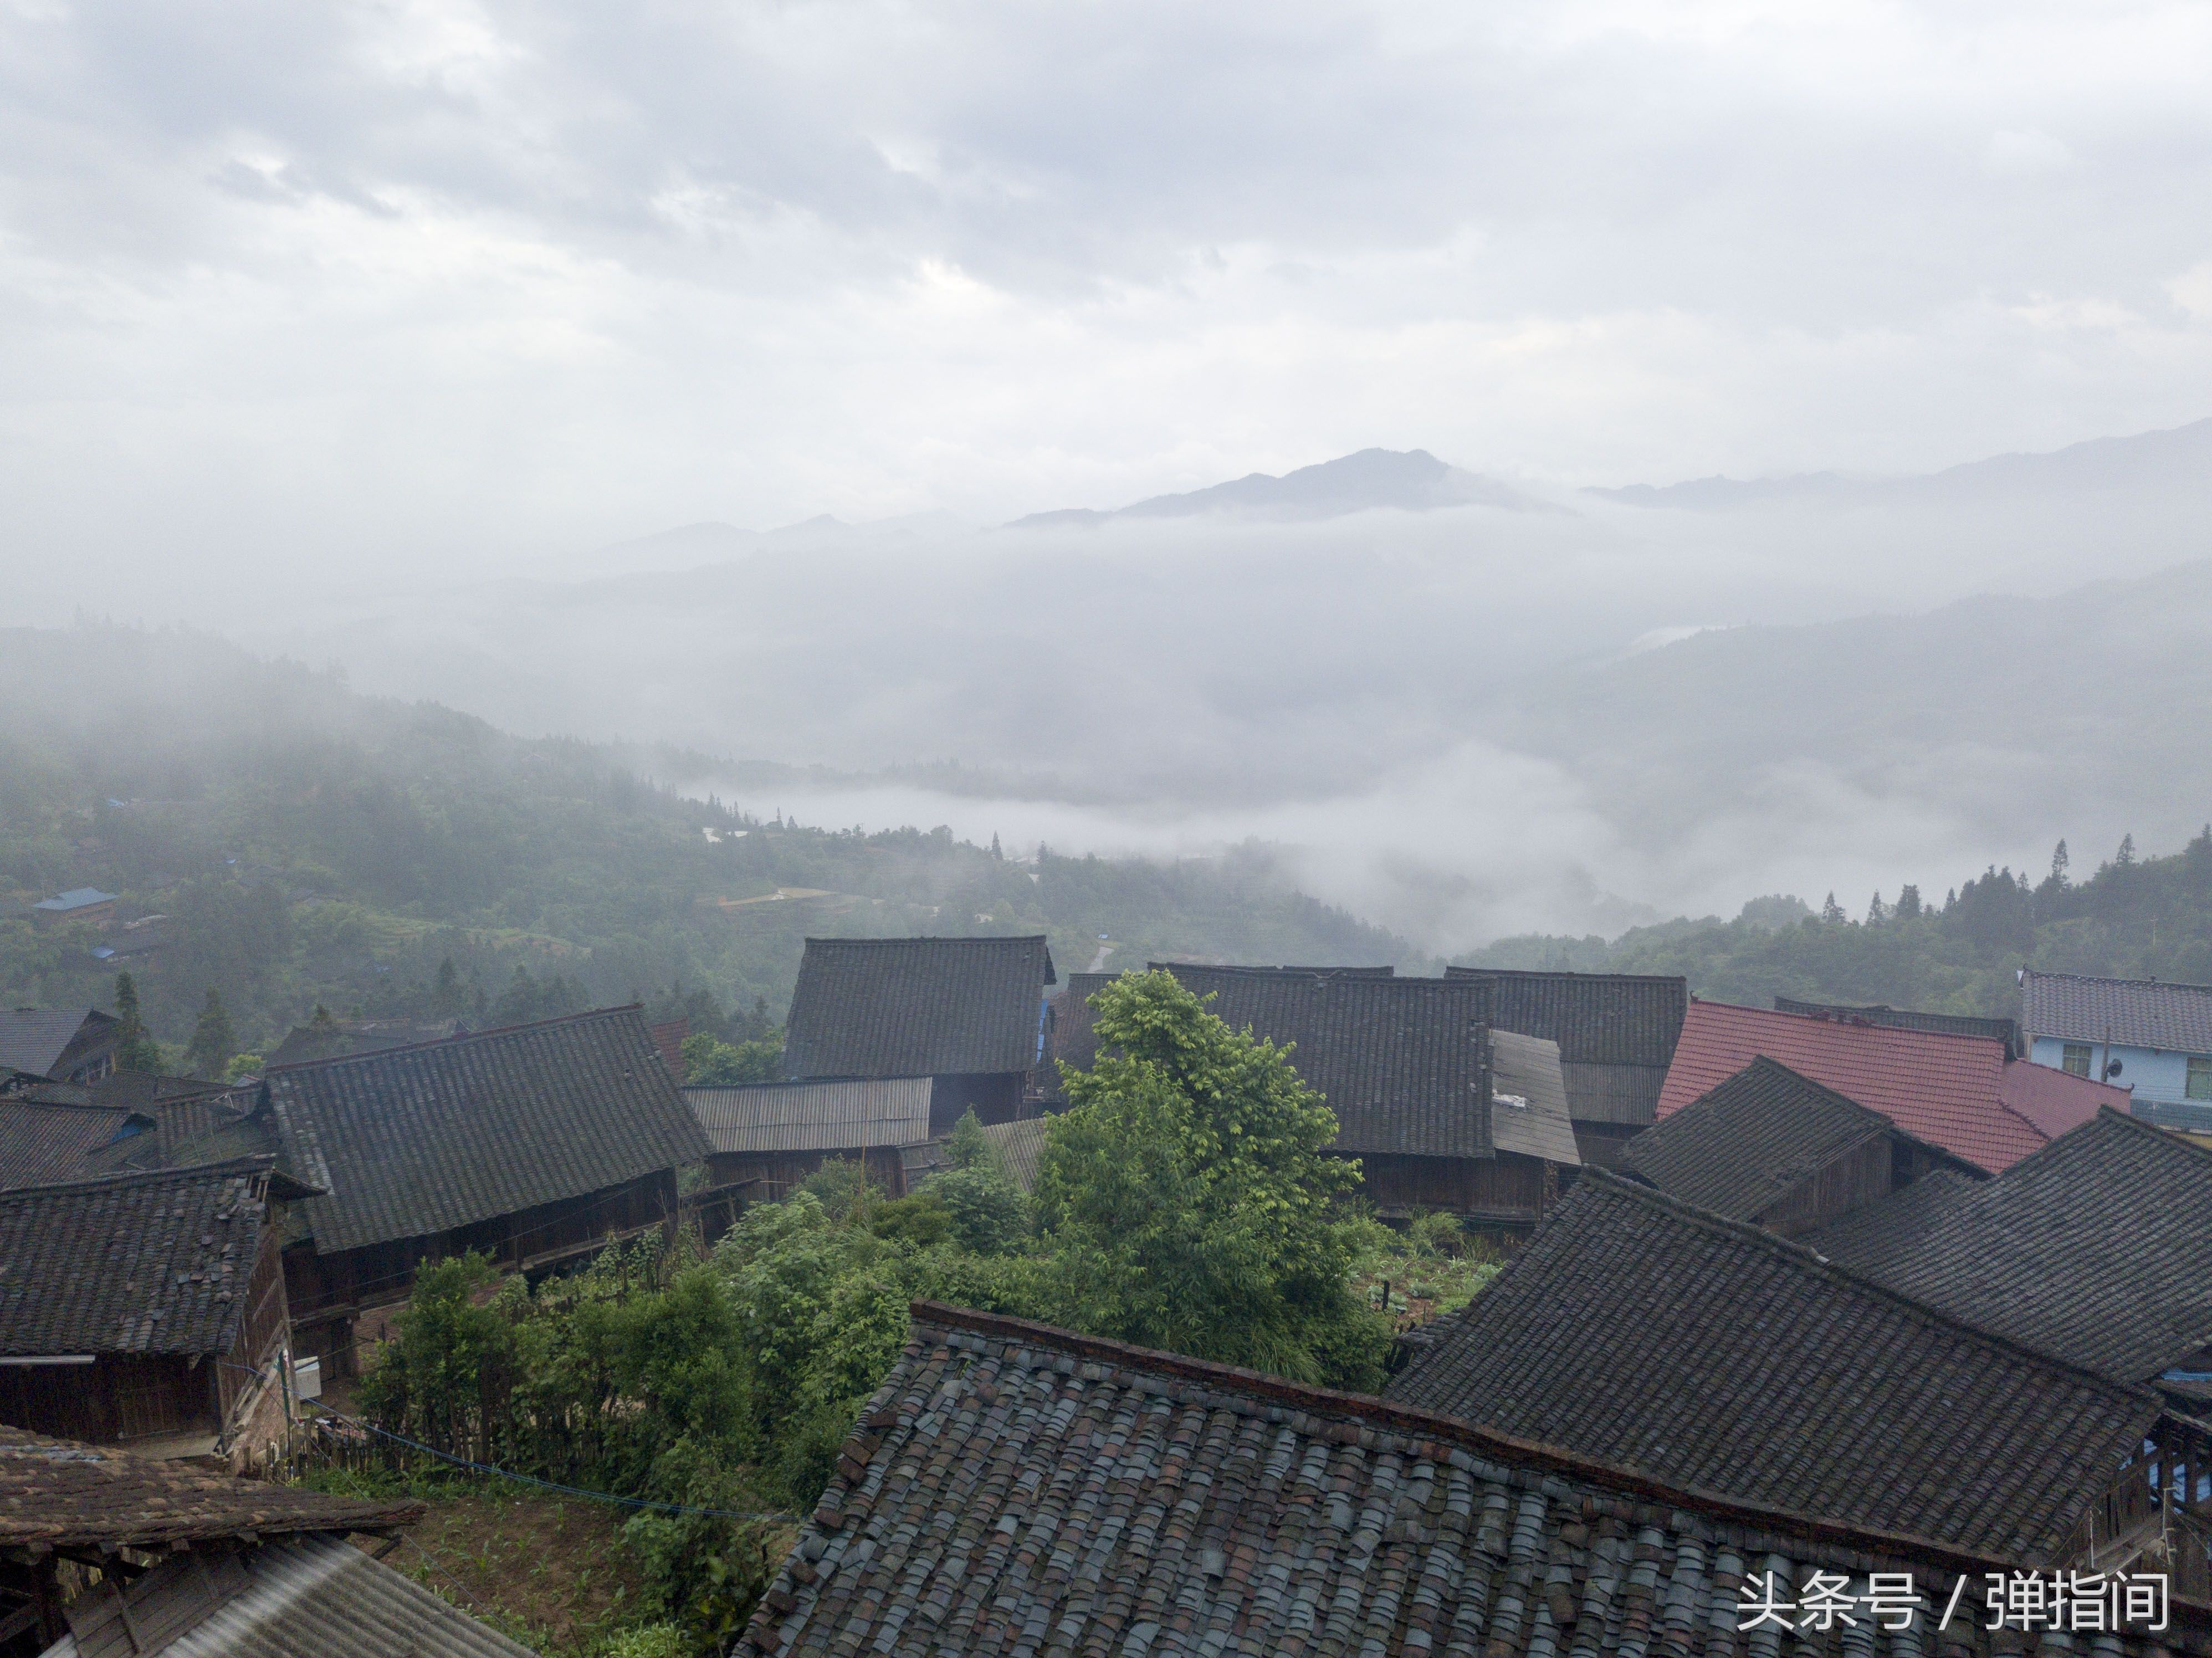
[686,1078,933,1152]
[1658,1000,2046,1173]
[1485,1030,1580,1165]
[49,1532,533,1657]
[2022,968,2212,1053]
[784,937,1056,1079]
[265,1006,711,1256]
[981,1117,1048,1191]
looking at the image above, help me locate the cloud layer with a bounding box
[4,0,2212,608]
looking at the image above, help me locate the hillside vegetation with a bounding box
[0,626,1406,1052]
[1462,829,2212,1016]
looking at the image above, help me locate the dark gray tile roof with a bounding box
[0,1100,137,1189]
[1805,1108,2212,1384]
[784,937,1056,1079]
[1164,967,1492,1158]
[0,1009,112,1081]
[1799,1168,1978,1271]
[0,1159,284,1357]
[2022,968,2212,1052]
[0,1426,419,1550]
[687,1078,934,1153]
[745,1302,2204,1658]
[266,1006,711,1256]
[265,1017,468,1068]
[1486,1031,1580,1164]
[1383,1170,2161,1560]
[55,1532,535,1657]
[1775,996,2022,1057]
[1448,968,1688,1066]
[1619,1057,1975,1221]
[1448,968,1686,1125]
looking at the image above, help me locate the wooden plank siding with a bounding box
[1350,1150,1555,1232]
[704,1145,909,1200]
[286,1169,682,1376]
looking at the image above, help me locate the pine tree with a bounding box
[1820,892,1846,924]
[183,989,235,1080]
[112,973,161,1073]
[2117,833,2137,867]
[1865,892,1887,925]
[2050,840,2070,887]
[990,832,1003,862]
[1896,884,1923,919]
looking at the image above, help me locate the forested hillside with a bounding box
[0,626,1407,1053]
[1461,829,2212,1017]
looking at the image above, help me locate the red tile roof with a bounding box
[1996,1058,2129,1140]
[1657,1001,2048,1173]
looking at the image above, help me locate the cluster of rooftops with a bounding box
[0,945,2209,1653]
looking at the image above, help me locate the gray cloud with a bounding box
[4,0,2212,598]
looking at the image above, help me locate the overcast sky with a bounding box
[4,0,2211,592]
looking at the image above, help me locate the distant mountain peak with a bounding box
[1007,447,1554,528]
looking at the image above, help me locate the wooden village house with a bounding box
[0,1159,305,1460]
[0,1425,534,1656]
[685,1076,934,1205]
[1619,1055,1985,1236]
[782,936,1057,1130]
[0,1010,119,1089]
[1809,1106,2212,1399]
[1447,966,1689,1166]
[1657,997,2111,1173]
[1162,965,1579,1230]
[740,1299,2212,1657]
[1387,1168,2205,1587]
[259,1006,712,1374]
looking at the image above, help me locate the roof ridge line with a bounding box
[802,934,1049,946]
[1575,1168,2166,1403]
[1698,999,2013,1053]
[904,1299,2138,1582]
[2025,966,2212,995]
[0,1153,278,1202]
[264,1002,644,1073]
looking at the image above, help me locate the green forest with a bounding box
[0,626,1405,1057]
[9,623,2212,1068]
[1460,829,2212,1016]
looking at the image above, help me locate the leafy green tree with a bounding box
[1034,970,1386,1388]
[111,972,161,1073]
[183,988,236,1079]
[680,1031,784,1085]
[224,1052,265,1081]
[931,1164,1027,1255]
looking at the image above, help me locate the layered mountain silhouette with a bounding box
[1007,448,1552,528]
[1593,417,2212,511]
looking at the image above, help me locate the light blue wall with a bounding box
[2029,1035,2199,1106]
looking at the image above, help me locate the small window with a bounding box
[2061,1042,2092,1078]
[2189,1056,2212,1101]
